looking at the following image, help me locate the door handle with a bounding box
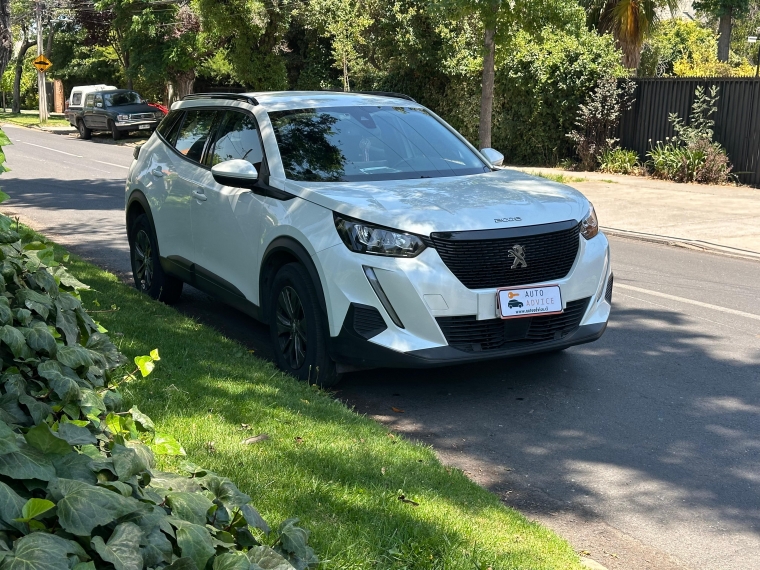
[151,167,164,177]
[192,190,207,202]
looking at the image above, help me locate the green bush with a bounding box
[598,147,641,175]
[0,133,315,569]
[646,85,733,184]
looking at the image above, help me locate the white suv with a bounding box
[125,91,612,385]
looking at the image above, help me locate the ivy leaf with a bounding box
[37,361,81,403]
[165,558,199,570]
[25,326,57,356]
[52,453,98,484]
[0,444,56,481]
[18,393,52,425]
[151,432,185,456]
[2,533,81,570]
[111,445,149,481]
[0,481,26,532]
[57,422,96,446]
[166,492,213,526]
[55,306,78,346]
[277,519,315,563]
[213,552,252,570]
[18,498,55,521]
[0,297,12,325]
[134,355,155,378]
[24,423,72,456]
[0,419,20,455]
[91,522,144,570]
[172,520,216,570]
[52,478,149,536]
[240,504,270,533]
[129,407,154,433]
[86,332,124,369]
[247,546,296,570]
[141,527,173,567]
[56,346,93,370]
[0,325,27,358]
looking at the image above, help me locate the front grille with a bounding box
[130,113,154,120]
[352,304,387,339]
[605,274,613,304]
[436,297,590,352]
[430,222,581,289]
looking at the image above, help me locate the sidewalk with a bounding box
[509,166,760,259]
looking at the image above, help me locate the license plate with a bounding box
[497,285,563,319]
[139,124,151,130]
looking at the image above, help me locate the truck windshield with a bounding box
[105,92,143,107]
[268,106,489,182]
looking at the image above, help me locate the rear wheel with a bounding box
[109,119,122,140]
[77,120,91,140]
[128,214,183,304]
[268,263,340,387]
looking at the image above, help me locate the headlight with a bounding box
[117,114,129,121]
[154,112,164,119]
[581,204,599,240]
[334,213,426,257]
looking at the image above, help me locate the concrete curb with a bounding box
[580,558,610,570]
[602,227,760,262]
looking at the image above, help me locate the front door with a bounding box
[190,110,266,306]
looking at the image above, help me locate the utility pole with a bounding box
[36,0,48,122]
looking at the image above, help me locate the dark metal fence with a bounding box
[618,78,760,185]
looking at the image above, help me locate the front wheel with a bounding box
[128,214,183,304]
[268,263,340,387]
[109,119,122,140]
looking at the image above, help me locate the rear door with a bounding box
[190,109,266,305]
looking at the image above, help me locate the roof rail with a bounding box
[356,91,417,102]
[182,93,258,105]
[322,89,417,103]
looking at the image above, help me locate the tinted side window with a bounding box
[207,112,263,167]
[157,111,183,141]
[72,92,82,106]
[84,94,94,107]
[174,110,217,163]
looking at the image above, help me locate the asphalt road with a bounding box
[3,124,759,570]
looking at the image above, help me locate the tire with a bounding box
[128,214,183,304]
[109,120,122,140]
[268,263,340,387]
[77,120,91,140]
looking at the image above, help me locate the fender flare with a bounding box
[259,237,329,321]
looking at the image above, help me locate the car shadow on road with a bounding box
[334,306,760,542]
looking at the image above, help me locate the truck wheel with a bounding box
[109,120,122,141]
[77,120,91,140]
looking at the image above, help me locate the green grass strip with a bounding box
[0,112,71,127]
[63,253,582,569]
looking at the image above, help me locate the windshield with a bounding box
[268,106,489,182]
[105,91,143,107]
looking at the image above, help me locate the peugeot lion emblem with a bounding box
[508,245,527,269]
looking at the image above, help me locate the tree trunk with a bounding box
[172,70,195,101]
[479,24,496,150]
[12,39,36,114]
[45,22,58,59]
[717,11,732,62]
[0,0,12,79]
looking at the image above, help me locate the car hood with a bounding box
[283,169,590,234]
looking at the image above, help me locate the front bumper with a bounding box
[115,120,158,131]
[315,231,612,369]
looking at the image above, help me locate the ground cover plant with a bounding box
[647,85,733,184]
[598,148,641,175]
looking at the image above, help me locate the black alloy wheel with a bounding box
[276,285,307,370]
[128,213,183,304]
[133,228,154,291]
[268,263,340,386]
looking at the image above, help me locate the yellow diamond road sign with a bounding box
[33,55,52,73]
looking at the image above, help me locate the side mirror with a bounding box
[96,102,103,108]
[480,147,504,167]
[211,159,259,189]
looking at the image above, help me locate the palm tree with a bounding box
[582,0,679,70]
